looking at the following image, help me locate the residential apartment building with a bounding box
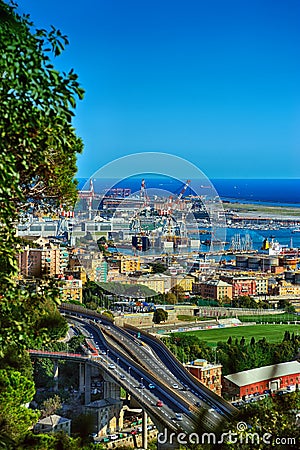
[170,275,194,292]
[120,255,141,274]
[19,243,68,278]
[58,276,83,303]
[255,277,268,296]
[271,280,300,296]
[185,359,222,396]
[138,274,166,294]
[193,279,233,301]
[220,275,256,298]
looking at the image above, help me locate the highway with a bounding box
[69,316,197,433]
[61,305,238,433]
[125,325,236,417]
[98,321,226,428]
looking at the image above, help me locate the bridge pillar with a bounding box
[53,360,59,392]
[79,363,85,394]
[103,380,121,400]
[84,363,91,405]
[142,409,148,449]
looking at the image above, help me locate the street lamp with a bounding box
[141,377,144,402]
[128,366,131,378]
[117,357,119,367]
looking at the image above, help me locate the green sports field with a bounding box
[176,324,300,346]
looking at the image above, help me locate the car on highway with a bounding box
[172,383,179,389]
[139,383,145,389]
[208,408,219,417]
[108,364,116,369]
[156,400,163,407]
[110,434,118,440]
[101,350,106,355]
[120,374,126,380]
[175,413,183,421]
[148,383,155,389]
[195,401,201,407]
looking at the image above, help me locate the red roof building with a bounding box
[222,361,300,400]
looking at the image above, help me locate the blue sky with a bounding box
[17,0,300,179]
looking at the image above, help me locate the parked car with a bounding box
[287,385,296,392]
[109,434,118,440]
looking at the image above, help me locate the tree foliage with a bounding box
[0,369,40,441]
[149,262,167,274]
[163,333,300,376]
[0,1,84,444]
[153,308,168,324]
[0,0,84,281]
[40,394,62,419]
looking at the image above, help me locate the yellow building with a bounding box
[273,280,300,296]
[193,279,233,301]
[120,255,141,274]
[59,277,83,303]
[171,275,194,292]
[139,275,166,294]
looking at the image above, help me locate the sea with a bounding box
[78,177,300,252]
[78,177,300,206]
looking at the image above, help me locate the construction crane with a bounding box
[131,179,152,252]
[162,179,191,215]
[140,178,150,208]
[177,179,191,201]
